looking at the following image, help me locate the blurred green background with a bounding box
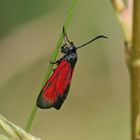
[0,0,130,140]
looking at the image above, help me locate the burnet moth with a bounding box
[36,27,107,110]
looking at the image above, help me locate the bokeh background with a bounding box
[0,0,130,140]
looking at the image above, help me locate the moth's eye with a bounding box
[70,42,74,45]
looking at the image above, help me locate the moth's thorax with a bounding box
[64,53,77,60]
[63,53,77,67]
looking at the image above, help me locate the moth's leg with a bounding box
[61,43,66,50]
[50,60,60,65]
[50,59,62,72]
[50,60,59,72]
[61,44,69,53]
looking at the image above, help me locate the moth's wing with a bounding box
[36,59,74,109]
[54,60,74,109]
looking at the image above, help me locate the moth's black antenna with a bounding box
[76,35,108,49]
[63,26,71,44]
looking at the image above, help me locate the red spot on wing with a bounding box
[41,59,73,106]
[56,62,72,95]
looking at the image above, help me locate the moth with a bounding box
[36,27,107,109]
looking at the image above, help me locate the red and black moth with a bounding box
[36,27,107,110]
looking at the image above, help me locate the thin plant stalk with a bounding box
[25,0,79,132]
[110,0,140,139]
[130,0,140,140]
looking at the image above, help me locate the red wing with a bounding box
[36,59,74,109]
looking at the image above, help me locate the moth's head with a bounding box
[61,42,77,54]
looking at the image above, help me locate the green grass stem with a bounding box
[25,0,79,132]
